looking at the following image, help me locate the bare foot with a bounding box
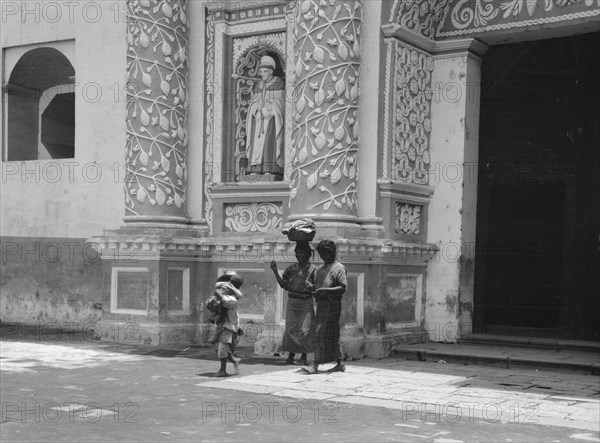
[214,370,228,377]
[231,357,241,374]
[327,363,346,373]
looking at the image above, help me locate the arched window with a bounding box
[3,47,75,161]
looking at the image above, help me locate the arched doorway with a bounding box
[474,32,600,340]
[5,47,75,161]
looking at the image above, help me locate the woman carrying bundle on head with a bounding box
[270,242,316,366]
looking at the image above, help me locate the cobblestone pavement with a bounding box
[1,339,599,442]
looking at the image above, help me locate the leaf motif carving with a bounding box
[315,89,325,106]
[313,47,325,63]
[315,132,327,150]
[139,33,150,48]
[296,97,306,114]
[301,0,311,14]
[156,187,166,206]
[162,2,173,18]
[174,193,183,208]
[161,157,170,173]
[330,167,342,184]
[139,150,149,166]
[298,147,308,163]
[141,110,150,127]
[306,171,318,190]
[338,43,348,61]
[161,80,170,96]
[137,187,147,203]
[142,73,152,87]
[160,115,170,131]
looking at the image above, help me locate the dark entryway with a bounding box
[474,32,600,340]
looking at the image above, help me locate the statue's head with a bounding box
[258,56,276,81]
[259,55,276,71]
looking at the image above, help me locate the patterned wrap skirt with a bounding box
[282,295,314,353]
[311,297,342,364]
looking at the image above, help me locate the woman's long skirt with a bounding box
[312,298,342,363]
[281,297,314,353]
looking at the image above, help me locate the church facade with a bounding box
[1,0,598,353]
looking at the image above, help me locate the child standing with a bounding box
[210,271,244,377]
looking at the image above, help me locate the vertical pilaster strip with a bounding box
[391,41,433,185]
[288,0,363,224]
[382,40,392,180]
[125,0,189,223]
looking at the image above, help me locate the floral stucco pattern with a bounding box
[289,0,362,213]
[392,42,432,185]
[125,0,189,218]
[443,0,600,35]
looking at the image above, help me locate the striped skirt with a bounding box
[282,296,314,354]
[312,298,342,364]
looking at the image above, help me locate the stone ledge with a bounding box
[87,233,438,264]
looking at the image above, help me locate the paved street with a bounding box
[1,338,599,442]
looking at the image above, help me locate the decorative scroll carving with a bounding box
[388,0,451,38]
[392,42,432,185]
[439,0,600,37]
[224,202,283,233]
[395,203,421,235]
[125,0,189,219]
[204,13,215,232]
[289,0,362,214]
[233,34,286,73]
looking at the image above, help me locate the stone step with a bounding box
[392,341,600,374]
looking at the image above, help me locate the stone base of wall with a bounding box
[253,326,428,360]
[93,320,200,346]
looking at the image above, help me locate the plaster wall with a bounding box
[0,236,103,326]
[0,0,127,238]
[426,52,481,342]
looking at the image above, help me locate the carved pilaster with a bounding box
[288,0,363,226]
[391,41,433,185]
[125,0,189,223]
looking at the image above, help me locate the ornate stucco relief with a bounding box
[289,0,362,214]
[395,203,421,235]
[125,0,189,219]
[387,0,599,39]
[388,0,451,38]
[391,41,433,185]
[224,202,283,233]
[438,0,600,37]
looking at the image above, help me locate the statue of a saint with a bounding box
[244,56,285,176]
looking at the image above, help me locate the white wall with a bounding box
[0,0,127,238]
[426,51,481,342]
